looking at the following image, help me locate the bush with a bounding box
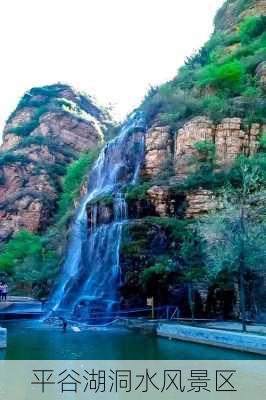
[121,239,148,257]
[142,83,202,129]
[202,95,231,122]
[124,182,151,201]
[194,140,216,164]
[144,217,190,242]
[30,84,67,98]
[8,119,39,136]
[0,152,29,167]
[185,33,227,68]
[8,104,51,137]
[13,135,49,150]
[228,153,266,191]
[239,16,266,44]
[198,60,245,93]
[0,230,60,298]
[244,48,266,74]
[56,148,101,222]
[259,132,266,152]
[140,260,172,291]
[0,231,42,272]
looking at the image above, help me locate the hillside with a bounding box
[0,84,111,296]
[117,0,266,319]
[0,0,265,321]
[0,83,109,241]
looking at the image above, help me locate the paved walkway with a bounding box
[205,322,266,335]
[0,296,42,313]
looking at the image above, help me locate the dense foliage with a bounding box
[140,13,266,130]
[56,148,101,224]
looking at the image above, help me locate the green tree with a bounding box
[239,16,266,44]
[200,159,266,332]
[56,147,101,223]
[198,61,245,93]
[179,229,206,322]
[0,230,42,272]
[140,257,176,304]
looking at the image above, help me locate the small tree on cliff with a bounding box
[199,156,266,332]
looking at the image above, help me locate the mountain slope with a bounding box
[0,83,108,241]
[116,0,266,317]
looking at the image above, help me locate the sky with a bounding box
[0,0,224,134]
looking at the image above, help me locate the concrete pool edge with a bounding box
[157,323,266,356]
[116,319,266,356]
[0,327,7,349]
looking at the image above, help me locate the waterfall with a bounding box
[48,112,146,319]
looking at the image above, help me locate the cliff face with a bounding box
[137,0,266,218]
[117,0,266,312]
[214,0,266,32]
[143,117,262,177]
[0,0,265,313]
[0,84,107,241]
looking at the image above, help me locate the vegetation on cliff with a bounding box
[0,83,109,297]
[141,11,265,130]
[119,0,266,322]
[0,147,101,298]
[0,0,265,325]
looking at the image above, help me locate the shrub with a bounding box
[13,135,49,150]
[0,231,42,272]
[30,84,67,98]
[227,153,266,192]
[140,260,172,291]
[185,32,227,68]
[121,239,148,256]
[124,182,151,201]
[239,16,266,44]
[0,152,29,167]
[224,32,241,46]
[198,60,245,93]
[175,66,197,90]
[88,192,113,207]
[194,140,216,164]
[8,119,39,136]
[144,217,190,242]
[244,48,266,74]
[56,148,101,222]
[259,132,266,152]
[202,95,231,122]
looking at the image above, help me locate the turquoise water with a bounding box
[0,320,264,360]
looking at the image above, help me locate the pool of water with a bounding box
[0,320,264,360]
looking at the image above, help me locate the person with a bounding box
[60,318,68,332]
[2,283,8,301]
[0,282,3,302]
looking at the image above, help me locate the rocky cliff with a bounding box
[215,0,266,32]
[117,0,266,314]
[0,0,265,317]
[0,84,108,241]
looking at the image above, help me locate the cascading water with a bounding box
[48,112,146,319]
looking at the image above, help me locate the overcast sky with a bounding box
[0,0,224,134]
